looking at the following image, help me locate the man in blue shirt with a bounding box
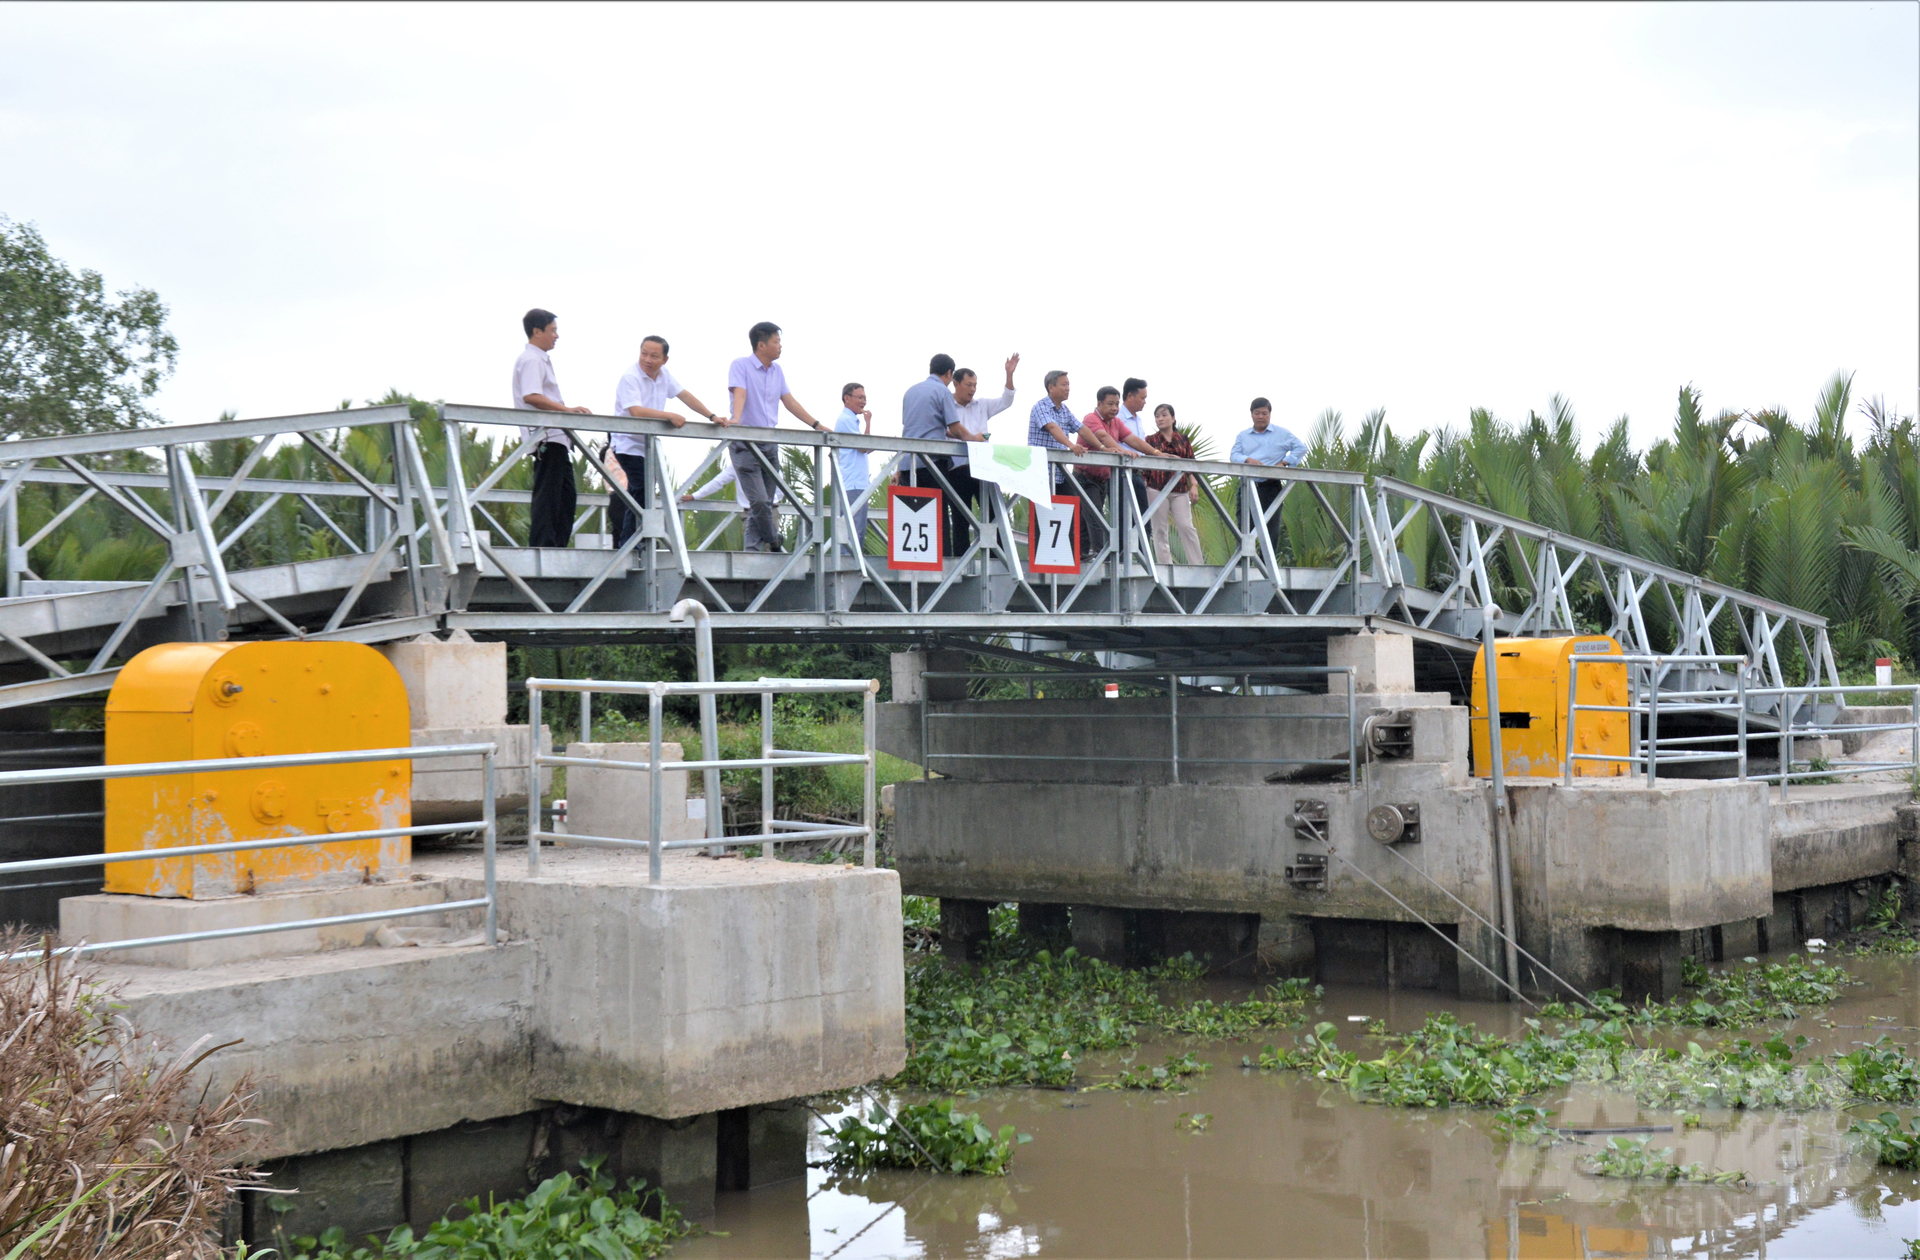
[833,383,874,555]
[1231,397,1307,560]
[900,353,982,557]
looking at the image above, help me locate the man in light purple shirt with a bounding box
[718,321,828,552]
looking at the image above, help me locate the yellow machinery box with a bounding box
[1470,635,1629,778]
[104,641,412,898]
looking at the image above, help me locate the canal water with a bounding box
[681,954,1920,1259]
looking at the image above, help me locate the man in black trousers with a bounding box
[512,308,594,547]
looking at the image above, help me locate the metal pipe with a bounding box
[1481,604,1521,999]
[1646,675,1660,787]
[580,690,591,745]
[528,682,543,875]
[482,749,498,946]
[1562,659,1579,786]
[15,898,492,961]
[1345,667,1356,785]
[0,741,496,789]
[0,819,476,875]
[862,682,878,867]
[1737,668,1748,782]
[762,689,775,860]
[671,599,725,855]
[650,685,664,884]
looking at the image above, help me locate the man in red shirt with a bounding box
[1078,386,1157,558]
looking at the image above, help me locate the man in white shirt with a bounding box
[833,383,874,555]
[949,354,1020,543]
[609,335,723,548]
[512,308,594,547]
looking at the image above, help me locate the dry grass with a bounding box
[0,931,261,1258]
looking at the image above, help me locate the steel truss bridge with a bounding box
[0,403,1842,717]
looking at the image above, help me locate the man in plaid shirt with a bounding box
[1027,371,1106,559]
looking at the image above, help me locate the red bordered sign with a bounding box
[887,484,943,571]
[1028,496,1081,574]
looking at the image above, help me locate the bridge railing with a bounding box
[524,675,879,882]
[0,741,501,959]
[1370,476,1839,701]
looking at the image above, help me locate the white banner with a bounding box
[969,442,1054,505]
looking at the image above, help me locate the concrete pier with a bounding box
[884,636,1916,1002]
[78,849,904,1239]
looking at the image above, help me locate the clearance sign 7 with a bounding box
[888,485,943,571]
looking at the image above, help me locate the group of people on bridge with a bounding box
[511,310,1309,564]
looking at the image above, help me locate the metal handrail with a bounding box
[915,665,1360,786]
[1,741,500,958]
[526,672,880,882]
[1562,653,1919,798]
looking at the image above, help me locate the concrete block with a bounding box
[1070,905,1125,963]
[1328,631,1415,694]
[563,742,704,846]
[1717,917,1762,960]
[1158,910,1260,974]
[60,879,454,968]
[1507,781,1771,933]
[451,852,906,1121]
[105,943,536,1160]
[260,1140,406,1244]
[889,650,969,704]
[1256,915,1314,975]
[1833,705,1917,754]
[406,1113,540,1229]
[621,1113,718,1219]
[1771,784,1909,891]
[380,632,507,730]
[410,724,548,825]
[939,897,992,963]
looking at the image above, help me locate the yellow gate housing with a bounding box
[1470,635,1629,778]
[104,641,411,897]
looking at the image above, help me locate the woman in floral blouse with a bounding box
[1142,404,1205,565]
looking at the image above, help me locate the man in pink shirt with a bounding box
[1077,386,1157,556]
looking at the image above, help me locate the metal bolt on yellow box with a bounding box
[104,641,412,897]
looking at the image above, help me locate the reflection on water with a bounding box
[681,961,1920,1258]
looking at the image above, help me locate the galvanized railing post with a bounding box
[580,689,591,745]
[527,682,542,875]
[761,689,775,859]
[1346,667,1357,785]
[1562,657,1579,787]
[649,685,664,884]
[1646,675,1660,787]
[1911,684,1919,787]
[1737,668,1748,783]
[482,748,498,946]
[863,682,878,868]
[1782,691,1794,802]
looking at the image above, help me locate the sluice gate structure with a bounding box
[0,404,1912,1240]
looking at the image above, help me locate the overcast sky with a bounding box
[3,1,1914,470]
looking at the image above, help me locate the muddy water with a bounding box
[680,955,1920,1258]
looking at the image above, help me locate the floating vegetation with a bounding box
[1540,955,1855,1028]
[1492,1104,1559,1146]
[1258,1010,1846,1114]
[1850,1112,1920,1169]
[1178,1111,1213,1133]
[1582,1136,1748,1186]
[1090,1052,1211,1092]
[820,1098,1029,1175]
[1834,1037,1920,1102]
[278,1158,693,1259]
[897,927,1317,1091]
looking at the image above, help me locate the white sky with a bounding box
[3,1,1914,469]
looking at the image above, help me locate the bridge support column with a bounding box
[939,897,993,963]
[1069,905,1126,964]
[1016,902,1070,951]
[1326,629,1414,693]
